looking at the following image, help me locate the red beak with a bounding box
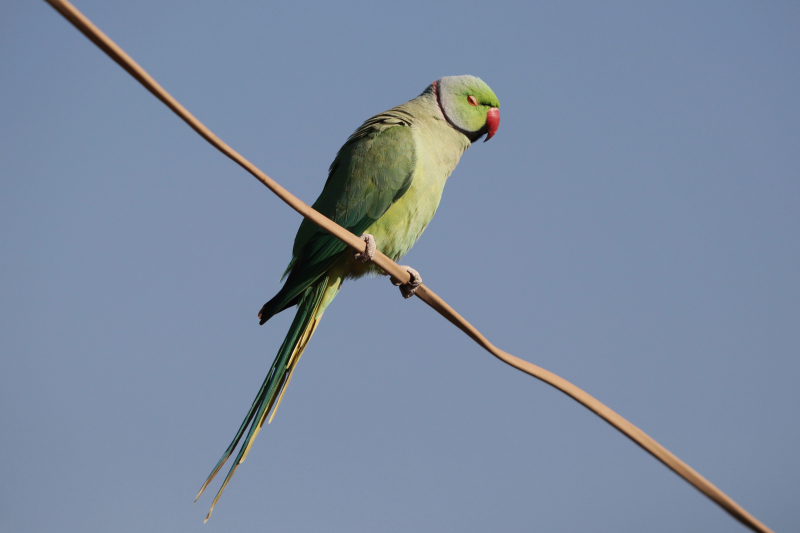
[484,107,500,142]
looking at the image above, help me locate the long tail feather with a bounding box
[268,317,321,425]
[196,276,329,521]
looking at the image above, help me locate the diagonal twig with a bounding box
[42,1,774,531]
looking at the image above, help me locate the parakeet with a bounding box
[196,75,500,519]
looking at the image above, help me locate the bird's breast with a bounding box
[364,119,470,262]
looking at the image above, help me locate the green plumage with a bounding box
[197,76,500,519]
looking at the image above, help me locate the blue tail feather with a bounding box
[197,277,328,520]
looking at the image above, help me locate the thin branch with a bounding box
[43,1,773,532]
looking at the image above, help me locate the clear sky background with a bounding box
[1,1,798,532]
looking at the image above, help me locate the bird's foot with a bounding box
[353,233,376,263]
[392,266,422,299]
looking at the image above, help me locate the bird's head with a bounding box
[434,75,500,143]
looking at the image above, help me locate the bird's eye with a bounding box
[467,95,478,106]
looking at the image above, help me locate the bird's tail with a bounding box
[195,275,331,521]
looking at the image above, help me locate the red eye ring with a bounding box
[467,95,478,106]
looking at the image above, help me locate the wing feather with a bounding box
[259,110,416,323]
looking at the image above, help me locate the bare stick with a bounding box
[42,1,774,532]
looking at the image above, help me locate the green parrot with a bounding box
[196,75,500,519]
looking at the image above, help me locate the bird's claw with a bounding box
[392,266,422,298]
[353,233,376,263]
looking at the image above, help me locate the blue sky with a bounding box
[2,1,798,531]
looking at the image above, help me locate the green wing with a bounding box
[259,109,416,323]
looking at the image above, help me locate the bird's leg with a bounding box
[353,233,376,262]
[353,234,420,298]
[392,266,422,299]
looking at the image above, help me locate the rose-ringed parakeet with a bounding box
[197,75,500,519]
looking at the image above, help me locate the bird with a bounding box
[196,75,500,520]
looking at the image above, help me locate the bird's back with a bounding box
[292,85,471,275]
